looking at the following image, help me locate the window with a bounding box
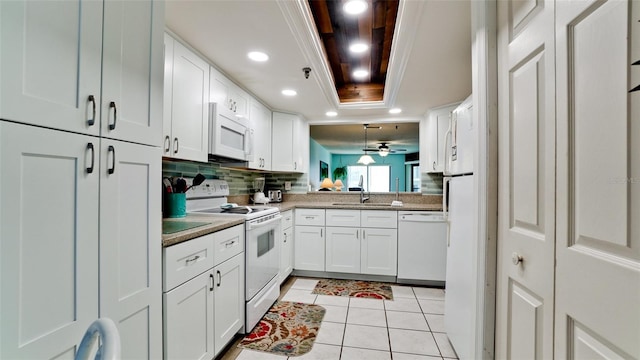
[347,165,390,192]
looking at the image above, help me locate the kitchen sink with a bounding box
[331,202,394,206]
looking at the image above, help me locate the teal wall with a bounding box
[309,139,332,190]
[330,153,407,191]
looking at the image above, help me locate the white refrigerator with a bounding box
[442,95,479,360]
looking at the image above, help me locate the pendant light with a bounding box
[357,124,375,165]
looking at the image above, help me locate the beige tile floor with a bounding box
[219,277,458,360]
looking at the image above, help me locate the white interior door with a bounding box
[555,0,640,358]
[496,0,556,358]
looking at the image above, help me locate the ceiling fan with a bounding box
[362,142,408,157]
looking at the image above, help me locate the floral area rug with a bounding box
[312,279,394,300]
[238,301,325,357]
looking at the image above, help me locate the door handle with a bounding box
[87,95,96,126]
[216,270,221,287]
[173,137,179,154]
[107,145,115,174]
[86,143,95,174]
[164,136,170,153]
[209,274,214,291]
[512,252,524,266]
[108,102,117,130]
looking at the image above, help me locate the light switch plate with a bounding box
[284,181,292,191]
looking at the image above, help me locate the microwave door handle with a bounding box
[247,215,283,230]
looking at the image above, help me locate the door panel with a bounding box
[99,139,162,359]
[0,122,99,359]
[555,0,640,358]
[214,254,244,356]
[0,0,102,135]
[496,0,555,358]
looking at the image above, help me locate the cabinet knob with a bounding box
[511,252,523,266]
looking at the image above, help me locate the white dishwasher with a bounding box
[397,211,447,285]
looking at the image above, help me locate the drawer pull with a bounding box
[217,270,222,287]
[209,274,214,291]
[305,216,314,220]
[185,255,200,264]
[224,240,236,248]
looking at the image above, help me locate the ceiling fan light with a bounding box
[357,154,375,164]
[379,149,390,157]
[343,0,368,15]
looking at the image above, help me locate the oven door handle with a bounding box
[247,215,282,230]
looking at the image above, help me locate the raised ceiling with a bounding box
[310,122,419,154]
[308,0,399,103]
[165,0,472,126]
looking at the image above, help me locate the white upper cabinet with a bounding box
[0,0,163,146]
[163,34,210,162]
[420,103,459,173]
[0,0,103,136]
[272,111,308,173]
[100,0,164,146]
[209,66,249,123]
[248,99,272,170]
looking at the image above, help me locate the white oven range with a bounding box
[185,179,281,332]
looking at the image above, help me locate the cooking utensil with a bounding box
[185,173,206,192]
[175,178,187,193]
[163,178,173,193]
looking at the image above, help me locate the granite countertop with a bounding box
[269,201,443,212]
[162,214,245,247]
[162,201,442,247]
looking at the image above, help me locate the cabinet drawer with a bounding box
[164,234,215,291]
[361,210,398,228]
[281,210,294,229]
[295,209,325,226]
[213,225,245,266]
[326,209,360,227]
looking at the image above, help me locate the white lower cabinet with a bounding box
[325,210,398,276]
[361,228,397,276]
[213,253,244,355]
[279,210,294,283]
[163,225,245,360]
[164,271,214,360]
[294,209,326,271]
[325,227,360,273]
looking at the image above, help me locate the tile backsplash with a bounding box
[163,159,443,196]
[162,159,308,195]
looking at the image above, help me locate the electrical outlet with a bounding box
[284,181,292,191]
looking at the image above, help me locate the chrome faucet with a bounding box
[358,175,369,203]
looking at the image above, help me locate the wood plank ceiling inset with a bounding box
[308,0,399,103]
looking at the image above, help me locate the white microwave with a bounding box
[208,103,253,161]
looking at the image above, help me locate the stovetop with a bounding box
[184,178,279,220]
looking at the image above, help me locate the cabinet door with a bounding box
[271,112,295,171]
[167,40,210,162]
[294,226,325,271]
[0,0,103,136]
[209,66,231,113]
[213,254,245,356]
[280,226,294,283]
[294,116,309,173]
[163,33,175,156]
[248,100,272,170]
[0,122,99,359]
[99,139,162,360]
[325,227,361,273]
[361,228,398,276]
[435,110,451,172]
[164,270,215,360]
[230,86,250,121]
[101,0,163,146]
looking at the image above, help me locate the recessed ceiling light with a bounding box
[343,0,368,15]
[389,108,402,114]
[326,111,337,117]
[247,51,269,62]
[352,69,369,79]
[282,89,297,96]
[349,42,369,53]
